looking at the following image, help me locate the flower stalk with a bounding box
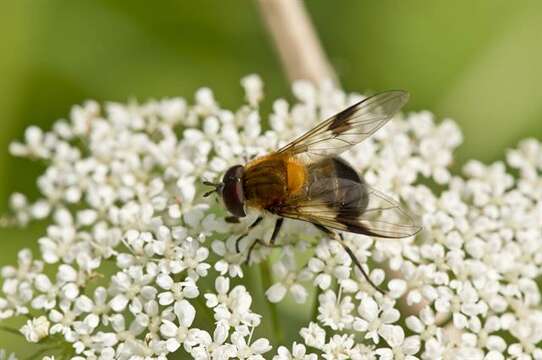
[256,0,337,84]
[259,259,284,344]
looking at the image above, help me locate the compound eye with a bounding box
[222,165,246,217]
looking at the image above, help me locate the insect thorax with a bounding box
[243,155,307,210]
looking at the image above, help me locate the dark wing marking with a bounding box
[276,90,409,163]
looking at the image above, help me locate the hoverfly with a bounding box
[204,90,421,292]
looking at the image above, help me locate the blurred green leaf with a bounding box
[437,2,542,163]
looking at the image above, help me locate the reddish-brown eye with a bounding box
[221,165,246,217]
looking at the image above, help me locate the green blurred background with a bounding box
[1,0,542,355]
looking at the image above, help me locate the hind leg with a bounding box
[314,224,385,295]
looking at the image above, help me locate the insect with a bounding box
[204,90,421,292]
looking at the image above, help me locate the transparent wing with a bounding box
[273,158,421,239]
[276,90,409,164]
[278,185,420,238]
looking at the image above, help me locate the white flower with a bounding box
[212,237,244,278]
[205,276,261,328]
[0,350,17,360]
[31,274,58,310]
[178,239,211,281]
[1,76,542,360]
[109,313,146,351]
[266,252,310,304]
[188,323,237,359]
[159,299,197,352]
[74,286,110,324]
[317,289,354,330]
[49,299,79,336]
[353,295,400,344]
[507,310,542,360]
[300,322,326,350]
[398,261,437,306]
[321,334,356,360]
[406,306,439,342]
[434,280,487,331]
[156,274,199,306]
[109,265,158,313]
[20,315,50,342]
[274,342,317,360]
[117,337,167,360]
[241,74,264,107]
[308,239,351,290]
[375,326,421,360]
[461,316,506,356]
[230,330,272,359]
[69,314,101,354]
[0,249,41,318]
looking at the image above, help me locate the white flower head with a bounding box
[1,76,541,360]
[274,342,317,360]
[20,315,50,343]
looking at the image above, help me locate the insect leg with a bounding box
[245,239,283,264]
[245,239,263,264]
[314,224,385,295]
[244,219,284,264]
[269,218,284,245]
[340,241,385,295]
[225,216,241,224]
[242,150,258,163]
[235,216,263,253]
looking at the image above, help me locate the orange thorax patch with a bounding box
[243,154,307,209]
[286,157,307,195]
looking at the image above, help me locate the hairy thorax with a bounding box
[243,154,307,210]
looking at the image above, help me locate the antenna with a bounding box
[203,180,223,197]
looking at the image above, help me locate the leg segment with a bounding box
[269,218,284,245]
[314,224,385,294]
[245,218,284,264]
[245,239,282,264]
[225,216,241,224]
[235,216,263,253]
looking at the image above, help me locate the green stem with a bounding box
[24,346,60,360]
[195,295,215,328]
[260,260,284,344]
[310,286,322,322]
[0,325,23,337]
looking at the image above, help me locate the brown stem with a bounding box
[256,0,338,85]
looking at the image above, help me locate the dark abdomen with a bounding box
[306,157,369,217]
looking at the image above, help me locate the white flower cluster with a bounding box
[0,75,541,359]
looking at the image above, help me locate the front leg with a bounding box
[269,218,284,245]
[235,216,263,253]
[225,216,241,224]
[245,217,284,264]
